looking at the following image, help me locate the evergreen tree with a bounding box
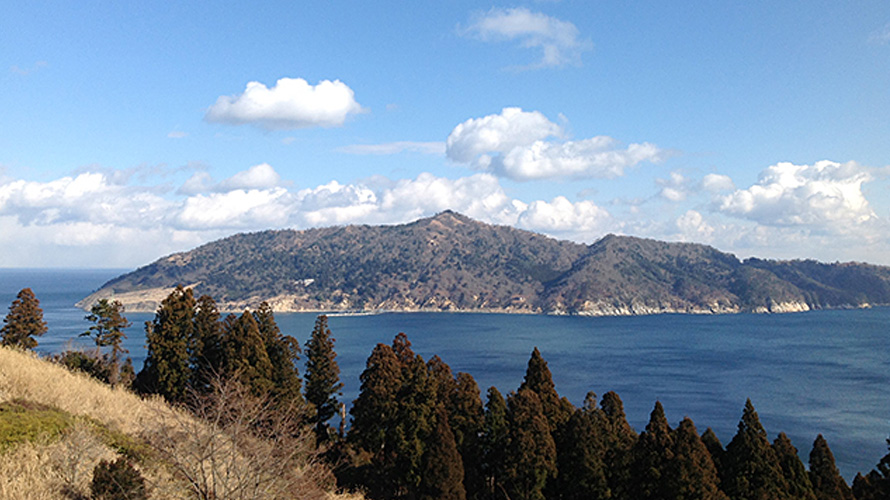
[772,432,816,500]
[81,298,131,385]
[0,288,47,350]
[557,393,610,500]
[389,351,438,497]
[448,372,485,500]
[809,434,853,500]
[852,438,890,499]
[254,302,302,405]
[672,417,728,500]
[221,311,275,397]
[519,347,572,431]
[482,386,508,500]
[350,342,402,454]
[135,285,196,402]
[503,388,556,500]
[420,407,467,500]
[304,314,343,443]
[190,294,223,394]
[722,399,790,500]
[701,427,726,477]
[600,391,637,499]
[629,401,675,500]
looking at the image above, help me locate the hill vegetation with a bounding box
[79,211,890,314]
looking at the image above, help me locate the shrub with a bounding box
[90,457,148,500]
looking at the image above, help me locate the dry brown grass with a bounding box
[0,346,362,500]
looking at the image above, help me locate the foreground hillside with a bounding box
[0,347,356,500]
[79,211,890,314]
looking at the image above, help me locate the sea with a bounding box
[1,268,888,480]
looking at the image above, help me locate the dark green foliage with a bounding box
[349,343,402,455]
[134,285,196,402]
[482,386,508,500]
[53,349,115,384]
[853,438,890,499]
[722,399,790,500]
[557,393,610,500]
[503,388,556,500]
[389,351,438,496]
[304,314,343,443]
[701,427,725,474]
[809,434,853,500]
[90,457,148,500]
[81,298,131,386]
[0,288,47,350]
[518,347,571,431]
[773,432,816,500]
[600,391,637,498]
[420,408,467,500]
[629,401,675,500]
[672,417,728,500]
[221,311,275,397]
[254,302,303,405]
[189,294,223,394]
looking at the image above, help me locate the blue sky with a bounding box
[2,1,890,267]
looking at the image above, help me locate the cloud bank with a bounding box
[205,77,364,130]
[446,107,663,180]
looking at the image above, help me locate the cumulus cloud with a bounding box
[205,77,364,130]
[178,163,284,195]
[675,210,715,241]
[461,7,592,68]
[702,173,735,192]
[339,141,446,156]
[446,107,663,180]
[714,160,876,228]
[517,196,610,232]
[657,171,694,202]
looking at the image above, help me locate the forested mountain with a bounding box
[78,211,890,314]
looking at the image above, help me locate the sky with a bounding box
[2,1,890,268]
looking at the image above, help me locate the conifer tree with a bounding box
[190,294,223,394]
[222,311,275,397]
[304,314,342,443]
[629,401,675,500]
[350,342,402,454]
[852,438,890,499]
[809,434,853,500]
[135,285,196,402]
[389,351,438,496]
[772,432,816,500]
[482,386,508,500]
[81,298,131,385]
[0,288,47,350]
[503,388,556,500]
[557,393,610,500]
[420,407,467,500]
[449,372,485,500]
[254,302,302,405]
[672,417,728,500]
[519,347,572,431]
[701,427,726,477]
[722,399,790,500]
[600,391,637,499]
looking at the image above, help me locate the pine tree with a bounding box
[389,351,438,497]
[809,434,853,500]
[722,399,790,500]
[135,285,196,402]
[0,288,47,350]
[304,314,343,443]
[503,388,557,500]
[629,401,675,500]
[420,407,467,500]
[482,386,508,500]
[701,427,726,477]
[443,372,484,499]
[81,298,131,385]
[557,393,610,500]
[772,432,816,500]
[672,417,728,500]
[350,342,402,454]
[221,311,275,397]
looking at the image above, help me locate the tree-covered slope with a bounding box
[79,211,890,314]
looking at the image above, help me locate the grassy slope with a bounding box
[0,347,359,500]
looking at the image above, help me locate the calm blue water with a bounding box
[1,268,888,479]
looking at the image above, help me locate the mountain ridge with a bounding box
[78,211,890,315]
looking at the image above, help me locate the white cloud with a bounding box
[176,188,294,229]
[339,141,446,156]
[702,173,735,192]
[205,77,364,130]
[218,163,282,191]
[446,107,663,180]
[517,196,610,232]
[675,210,714,241]
[461,7,592,68]
[167,130,188,139]
[715,160,876,228]
[656,171,693,202]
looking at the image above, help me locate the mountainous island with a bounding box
[78,211,890,315]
